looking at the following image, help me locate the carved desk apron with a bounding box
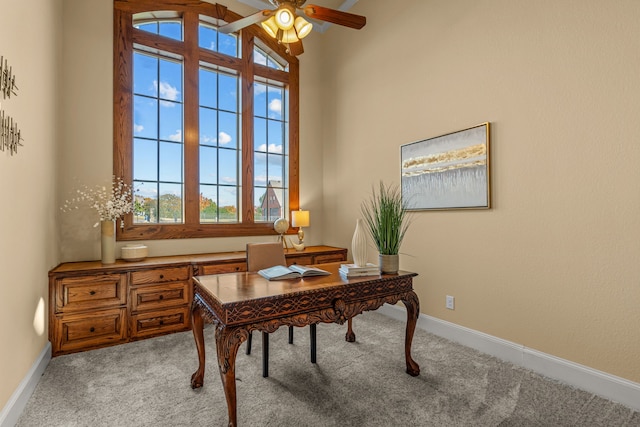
[190,262,419,427]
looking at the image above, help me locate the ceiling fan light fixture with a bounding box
[280,28,299,44]
[275,6,295,30]
[294,16,313,39]
[261,16,279,38]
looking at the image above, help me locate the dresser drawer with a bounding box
[199,262,247,275]
[287,256,313,265]
[54,308,127,354]
[314,253,347,264]
[131,266,189,285]
[54,274,126,313]
[130,306,190,338]
[131,282,191,312]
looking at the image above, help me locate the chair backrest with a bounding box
[246,242,287,272]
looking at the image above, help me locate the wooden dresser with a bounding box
[48,245,347,356]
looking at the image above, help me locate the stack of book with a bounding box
[339,263,380,278]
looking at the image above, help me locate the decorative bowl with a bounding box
[121,244,148,262]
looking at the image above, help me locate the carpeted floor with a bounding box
[16,312,640,426]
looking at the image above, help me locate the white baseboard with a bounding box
[377,303,640,412]
[0,342,51,427]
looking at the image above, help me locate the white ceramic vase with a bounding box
[351,218,368,267]
[100,220,116,264]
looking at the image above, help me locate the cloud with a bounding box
[269,98,282,115]
[201,134,216,144]
[258,143,283,154]
[134,124,144,133]
[154,80,180,106]
[254,83,267,96]
[168,129,182,142]
[218,131,232,145]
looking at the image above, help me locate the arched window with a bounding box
[114,1,299,240]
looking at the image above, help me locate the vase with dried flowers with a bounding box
[62,176,134,264]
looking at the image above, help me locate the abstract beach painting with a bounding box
[401,123,490,210]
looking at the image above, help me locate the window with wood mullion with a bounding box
[113,1,299,241]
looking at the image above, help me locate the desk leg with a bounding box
[402,291,421,377]
[190,303,206,389]
[215,326,245,427]
[345,318,356,342]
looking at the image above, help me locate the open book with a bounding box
[258,264,331,280]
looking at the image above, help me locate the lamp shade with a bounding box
[261,16,278,38]
[280,28,299,44]
[294,16,313,39]
[291,210,309,228]
[275,6,295,30]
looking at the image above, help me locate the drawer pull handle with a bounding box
[235,267,239,271]
[159,274,164,279]
[89,290,96,295]
[90,327,95,333]
[159,295,164,300]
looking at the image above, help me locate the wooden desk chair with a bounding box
[246,242,317,377]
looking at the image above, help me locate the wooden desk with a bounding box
[190,262,420,427]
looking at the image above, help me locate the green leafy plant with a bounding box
[361,182,411,255]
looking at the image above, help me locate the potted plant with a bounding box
[361,181,411,273]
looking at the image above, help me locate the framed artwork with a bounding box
[401,122,491,210]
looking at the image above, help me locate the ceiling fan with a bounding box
[217,0,366,56]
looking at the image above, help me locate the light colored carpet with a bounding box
[16,312,640,426]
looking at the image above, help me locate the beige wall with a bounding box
[320,0,640,383]
[0,0,61,411]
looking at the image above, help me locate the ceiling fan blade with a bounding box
[287,40,304,56]
[303,4,366,30]
[218,9,273,34]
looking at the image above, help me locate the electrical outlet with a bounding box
[446,295,455,310]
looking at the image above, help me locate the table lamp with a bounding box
[290,209,309,251]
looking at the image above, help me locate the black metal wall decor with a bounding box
[1,56,18,99]
[0,55,22,155]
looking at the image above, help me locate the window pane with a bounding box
[133,181,157,224]
[199,145,217,184]
[219,74,238,112]
[254,152,267,187]
[199,107,217,146]
[159,183,183,223]
[219,148,237,185]
[218,32,237,57]
[135,22,158,34]
[254,117,267,151]
[159,21,182,40]
[268,153,284,182]
[254,83,267,117]
[200,184,218,222]
[218,111,237,149]
[159,141,182,182]
[199,24,217,51]
[133,52,158,97]
[133,95,158,139]
[268,119,284,152]
[159,59,182,102]
[254,187,267,222]
[218,186,238,222]
[133,138,158,181]
[267,86,283,118]
[159,101,183,141]
[199,68,217,108]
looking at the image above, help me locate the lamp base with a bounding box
[292,241,305,251]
